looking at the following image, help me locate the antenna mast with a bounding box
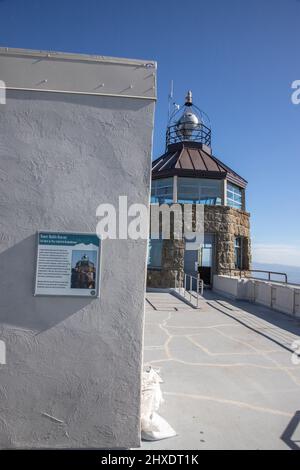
[168,80,174,123]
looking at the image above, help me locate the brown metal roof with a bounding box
[152,142,247,188]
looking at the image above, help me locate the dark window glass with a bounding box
[234,237,242,269]
[177,177,222,205]
[148,239,163,268]
[151,178,173,204]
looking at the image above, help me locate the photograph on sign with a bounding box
[34,232,101,297]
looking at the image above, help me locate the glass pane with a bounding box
[202,247,212,267]
[151,178,173,204]
[227,183,242,209]
[148,239,163,268]
[178,177,222,205]
[234,237,242,268]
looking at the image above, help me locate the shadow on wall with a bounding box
[0,235,94,332]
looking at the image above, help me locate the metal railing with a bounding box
[174,271,204,308]
[226,268,288,284]
[166,122,211,148]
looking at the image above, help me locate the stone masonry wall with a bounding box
[204,206,251,275]
[147,204,251,288]
[147,239,185,289]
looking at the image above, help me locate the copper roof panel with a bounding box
[162,150,181,171]
[200,150,222,172]
[186,148,206,171]
[176,149,194,170]
[152,142,247,188]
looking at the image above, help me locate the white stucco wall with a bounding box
[213,275,300,318]
[0,50,156,448]
[253,281,272,308]
[270,284,291,314]
[213,275,239,299]
[294,291,300,318]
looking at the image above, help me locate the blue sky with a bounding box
[0,0,299,267]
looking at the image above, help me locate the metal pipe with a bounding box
[5,86,156,101]
[226,268,288,284]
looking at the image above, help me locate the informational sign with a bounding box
[34,232,101,297]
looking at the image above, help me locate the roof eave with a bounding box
[152,169,227,180]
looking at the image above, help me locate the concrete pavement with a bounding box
[142,290,300,450]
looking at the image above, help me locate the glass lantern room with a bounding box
[151,91,246,210]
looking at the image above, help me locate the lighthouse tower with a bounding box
[148,91,251,288]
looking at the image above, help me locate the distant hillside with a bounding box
[252,262,300,285]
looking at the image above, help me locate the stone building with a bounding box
[147,91,251,288]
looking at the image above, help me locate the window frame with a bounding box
[177,177,222,205]
[227,182,243,210]
[234,236,243,269]
[151,178,174,204]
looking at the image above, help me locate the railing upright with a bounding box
[173,271,204,308]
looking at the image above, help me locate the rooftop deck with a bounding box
[143,291,300,450]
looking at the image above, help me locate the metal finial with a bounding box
[185,90,193,106]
